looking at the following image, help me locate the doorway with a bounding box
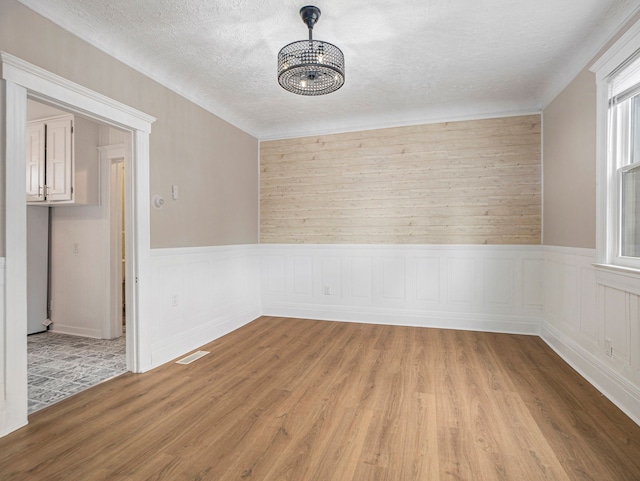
[25,99,130,413]
[0,51,155,435]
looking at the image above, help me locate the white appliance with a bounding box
[27,206,49,335]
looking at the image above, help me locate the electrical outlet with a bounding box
[605,338,613,357]
[323,285,331,295]
[172,293,179,307]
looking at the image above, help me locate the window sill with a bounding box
[592,263,640,295]
[592,263,640,276]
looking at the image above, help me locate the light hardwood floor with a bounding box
[1,316,640,480]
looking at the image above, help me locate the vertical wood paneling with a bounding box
[260,115,541,244]
[603,287,630,365]
[631,293,640,374]
[580,267,597,343]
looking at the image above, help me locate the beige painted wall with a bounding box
[261,115,541,244]
[541,11,640,250]
[0,0,259,250]
[542,69,597,249]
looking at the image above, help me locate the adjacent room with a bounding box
[25,99,128,413]
[1,0,640,480]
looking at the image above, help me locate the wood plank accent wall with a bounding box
[260,115,541,244]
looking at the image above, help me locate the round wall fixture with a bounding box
[152,194,165,209]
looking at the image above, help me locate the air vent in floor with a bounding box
[176,350,209,365]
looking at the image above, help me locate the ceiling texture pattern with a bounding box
[16,0,640,139]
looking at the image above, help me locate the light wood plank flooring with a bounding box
[1,316,640,480]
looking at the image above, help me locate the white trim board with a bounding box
[541,320,640,426]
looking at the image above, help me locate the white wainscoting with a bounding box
[149,245,261,368]
[261,244,544,334]
[4,244,640,439]
[541,246,640,425]
[0,258,5,413]
[0,258,24,438]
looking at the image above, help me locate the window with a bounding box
[610,58,640,264]
[592,21,640,270]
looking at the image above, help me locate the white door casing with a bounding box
[0,51,155,437]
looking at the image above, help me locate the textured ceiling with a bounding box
[16,0,640,139]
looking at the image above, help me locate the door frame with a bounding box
[0,52,155,435]
[100,143,127,340]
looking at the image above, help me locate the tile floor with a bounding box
[27,331,126,414]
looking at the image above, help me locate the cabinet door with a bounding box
[45,118,73,202]
[26,123,45,202]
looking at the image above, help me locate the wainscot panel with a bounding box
[0,258,24,437]
[261,244,544,334]
[0,258,6,415]
[150,245,261,368]
[541,246,640,425]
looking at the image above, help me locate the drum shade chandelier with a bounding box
[277,5,345,96]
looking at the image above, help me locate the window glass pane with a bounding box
[621,165,640,257]
[613,98,631,169]
[633,95,640,165]
[610,51,640,100]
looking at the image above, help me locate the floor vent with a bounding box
[176,351,209,365]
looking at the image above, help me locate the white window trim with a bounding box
[591,19,640,271]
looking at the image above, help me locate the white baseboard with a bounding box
[540,320,640,426]
[151,306,261,367]
[263,303,541,335]
[149,245,261,370]
[50,324,101,338]
[0,417,27,438]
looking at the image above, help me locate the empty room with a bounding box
[1,0,640,480]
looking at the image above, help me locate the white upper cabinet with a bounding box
[44,117,73,202]
[26,123,45,202]
[26,114,99,206]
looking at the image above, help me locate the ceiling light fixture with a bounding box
[277,5,345,96]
